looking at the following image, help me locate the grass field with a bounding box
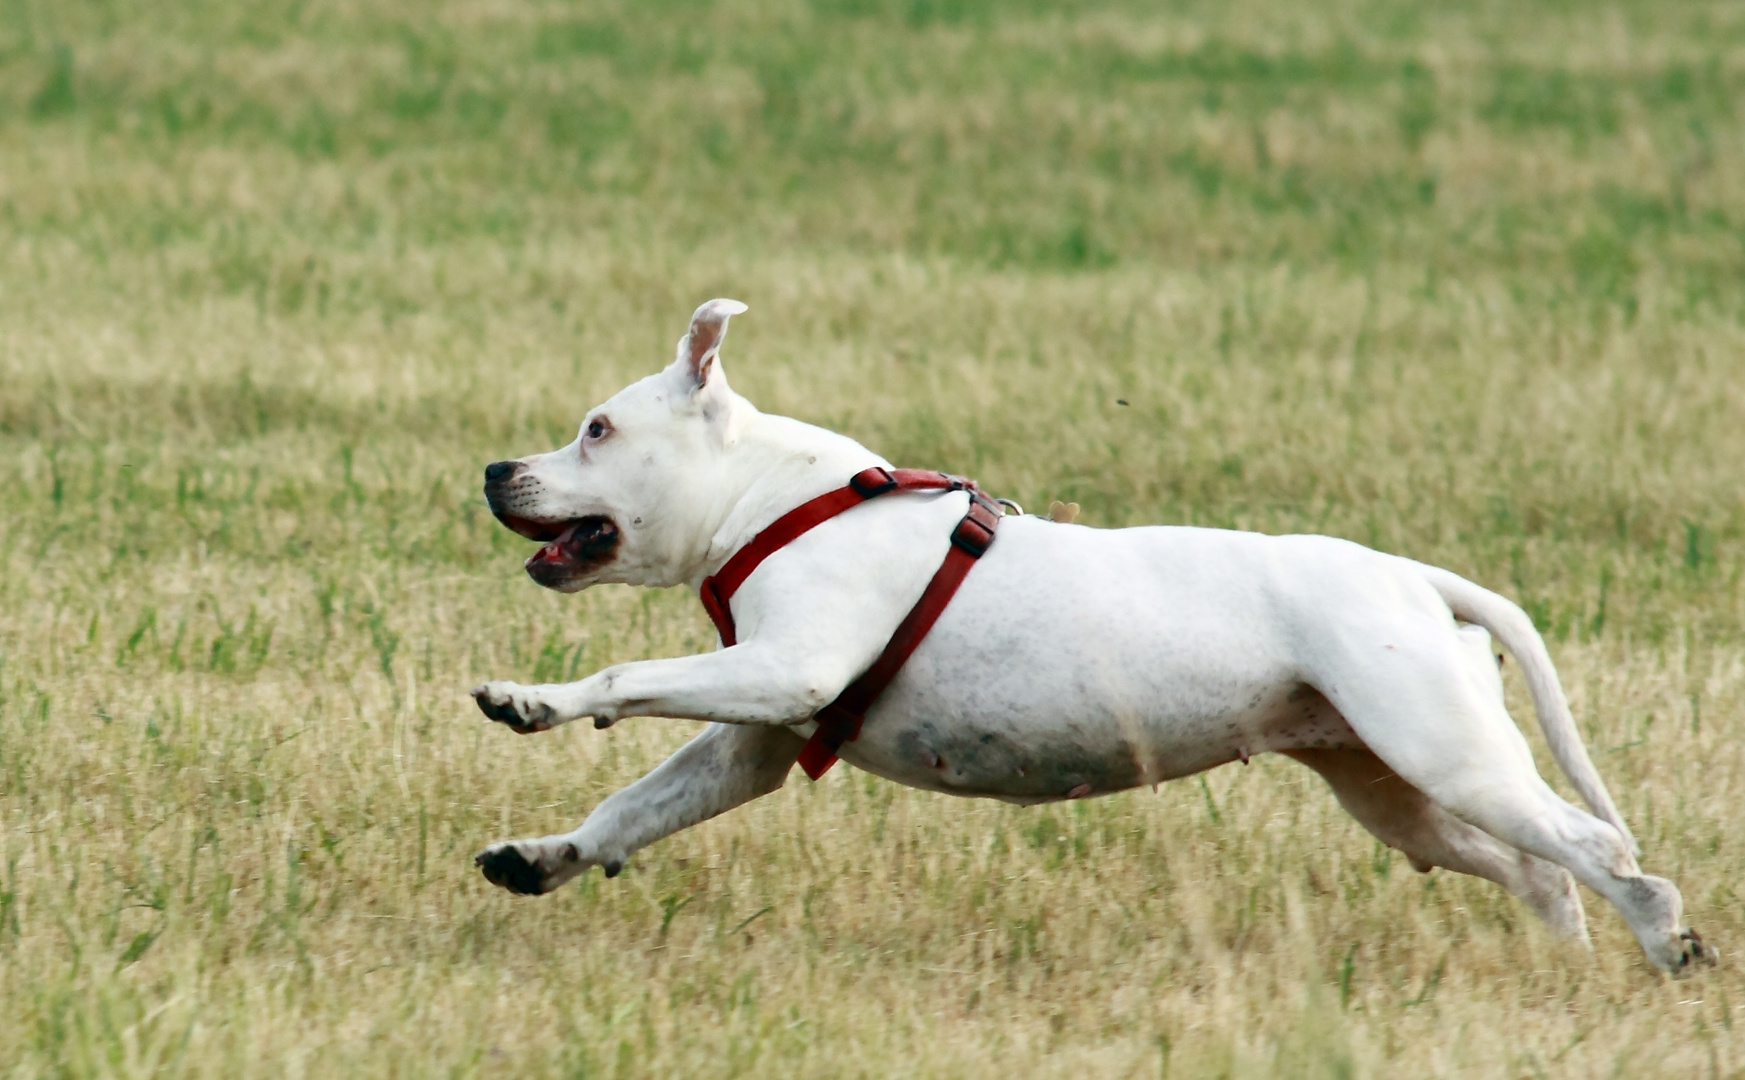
[3,1,1745,1075]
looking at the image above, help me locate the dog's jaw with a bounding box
[485,479,624,592]
[523,515,621,592]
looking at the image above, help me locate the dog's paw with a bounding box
[1669,929,1719,976]
[475,842,548,894]
[474,840,584,896]
[472,681,560,733]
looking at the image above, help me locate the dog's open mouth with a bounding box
[494,514,571,544]
[496,514,620,584]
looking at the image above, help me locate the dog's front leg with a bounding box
[474,723,805,895]
[473,642,857,732]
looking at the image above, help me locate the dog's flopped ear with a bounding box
[671,298,748,392]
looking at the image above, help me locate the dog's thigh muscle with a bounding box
[1287,748,1588,940]
[476,724,804,895]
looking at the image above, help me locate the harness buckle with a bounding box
[850,467,898,498]
[951,501,1000,557]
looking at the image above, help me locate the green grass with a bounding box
[3,1,1745,1076]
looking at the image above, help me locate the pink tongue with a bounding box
[527,523,581,566]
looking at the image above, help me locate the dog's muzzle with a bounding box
[483,462,620,589]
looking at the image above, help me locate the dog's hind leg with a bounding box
[475,723,804,895]
[1286,748,1587,940]
[1312,615,1715,974]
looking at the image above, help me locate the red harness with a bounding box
[699,467,1003,780]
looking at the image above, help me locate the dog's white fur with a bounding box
[472,299,1713,974]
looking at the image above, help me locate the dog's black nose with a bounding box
[484,460,518,483]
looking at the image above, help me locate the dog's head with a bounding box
[483,298,750,592]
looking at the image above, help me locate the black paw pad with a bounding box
[475,695,523,727]
[475,846,546,895]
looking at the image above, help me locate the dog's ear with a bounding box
[671,298,748,391]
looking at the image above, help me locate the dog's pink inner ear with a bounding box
[677,298,748,388]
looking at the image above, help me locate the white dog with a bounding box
[471,299,1714,975]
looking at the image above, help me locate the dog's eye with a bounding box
[585,419,607,440]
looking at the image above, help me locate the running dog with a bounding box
[471,298,1714,975]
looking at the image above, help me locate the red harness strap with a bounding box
[698,466,1002,780]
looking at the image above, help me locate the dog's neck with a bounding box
[679,401,885,591]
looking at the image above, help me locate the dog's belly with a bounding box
[839,682,1359,803]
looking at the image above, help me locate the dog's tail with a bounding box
[1414,562,1637,853]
